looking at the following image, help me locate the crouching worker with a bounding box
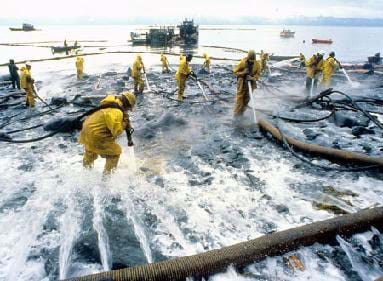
[233,50,261,116]
[79,92,136,174]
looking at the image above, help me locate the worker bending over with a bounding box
[305,51,324,95]
[175,54,196,101]
[321,52,341,88]
[201,53,211,73]
[20,62,35,107]
[160,52,170,73]
[75,56,84,80]
[233,50,261,116]
[79,92,136,174]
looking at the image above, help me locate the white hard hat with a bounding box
[26,61,31,66]
[318,50,326,56]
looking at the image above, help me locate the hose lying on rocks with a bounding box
[64,207,383,281]
[258,117,383,170]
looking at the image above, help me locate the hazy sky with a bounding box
[2,0,383,19]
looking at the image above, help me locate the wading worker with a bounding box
[160,52,170,73]
[305,51,324,94]
[79,92,136,174]
[132,55,145,94]
[175,54,196,101]
[20,62,35,107]
[201,53,211,73]
[75,56,84,80]
[321,51,341,88]
[8,59,20,90]
[233,50,261,116]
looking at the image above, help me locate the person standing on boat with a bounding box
[321,52,341,88]
[132,55,145,94]
[233,50,261,116]
[305,51,324,95]
[75,56,84,80]
[175,54,196,101]
[160,52,170,74]
[20,62,35,107]
[201,53,211,73]
[8,59,20,90]
[79,92,136,175]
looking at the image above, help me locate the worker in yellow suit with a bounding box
[321,52,341,88]
[201,53,211,73]
[175,54,195,101]
[305,51,324,94]
[233,50,261,116]
[299,53,306,68]
[76,56,84,80]
[260,52,270,75]
[79,92,136,174]
[132,55,145,94]
[160,52,170,73]
[20,63,35,107]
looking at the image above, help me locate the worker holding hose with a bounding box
[175,54,196,101]
[260,52,270,75]
[132,55,145,94]
[20,62,35,107]
[75,56,84,80]
[305,51,324,95]
[160,52,170,73]
[201,53,211,73]
[79,92,136,174]
[321,52,341,88]
[233,50,261,116]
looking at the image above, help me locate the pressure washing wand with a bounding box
[190,73,209,101]
[248,80,257,123]
[33,85,55,110]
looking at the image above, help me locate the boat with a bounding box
[312,39,333,44]
[130,19,198,46]
[9,23,40,32]
[280,29,295,38]
[51,45,81,54]
[368,53,382,64]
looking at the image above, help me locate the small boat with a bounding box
[280,29,295,38]
[51,45,81,54]
[312,39,333,44]
[368,53,382,64]
[9,23,40,32]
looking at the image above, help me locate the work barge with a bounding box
[130,19,199,46]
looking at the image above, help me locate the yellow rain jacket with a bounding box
[175,58,192,82]
[323,57,338,81]
[233,57,261,116]
[79,95,127,156]
[132,58,144,79]
[305,55,324,79]
[20,67,28,89]
[160,54,169,67]
[76,57,84,71]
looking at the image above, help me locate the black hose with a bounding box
[275,110,335,123]
[6,124,44,134]
[0,130,62,144]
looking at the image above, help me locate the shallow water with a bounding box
[0,54,382,280]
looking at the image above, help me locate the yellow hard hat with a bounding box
[203,53,207,57]
[137,54,142,60]
[247,50,256,61]
[122,91,136,108]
